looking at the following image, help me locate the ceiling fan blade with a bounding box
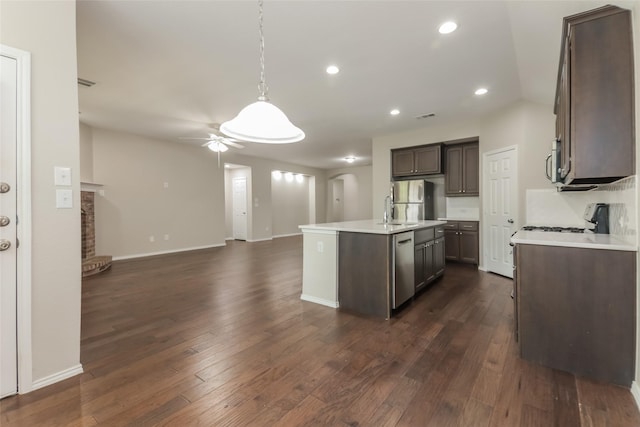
[179,137,213,141]
[223,140,245,149]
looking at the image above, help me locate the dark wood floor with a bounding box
[1,236,639,426]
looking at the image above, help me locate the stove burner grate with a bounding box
[522,225,585,233]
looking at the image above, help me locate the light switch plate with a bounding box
[54,167,72,186]
[56,189,73,208]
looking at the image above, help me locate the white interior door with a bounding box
[1,53,18,398]
[232,177,247,241]
[483,146,518,278]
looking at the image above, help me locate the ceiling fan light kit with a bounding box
[220,0,304,144]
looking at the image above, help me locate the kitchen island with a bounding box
[299,219,446,318]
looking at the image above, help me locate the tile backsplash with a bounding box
[526,175,636,245]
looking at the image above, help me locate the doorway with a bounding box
[327,173,359,222]
[1,45,32,397]
[483,146,518,278]
[232,177,247,241]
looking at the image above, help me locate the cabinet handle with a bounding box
[462,225,473,228]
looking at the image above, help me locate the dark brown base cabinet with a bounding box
[443,221,478,264]
[515,244,636,386]
[414,227,445,292]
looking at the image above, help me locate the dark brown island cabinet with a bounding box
[445,142,479,196]
[555,5,634,186]
[414,226,445,293]
[514,244,636,386]
[391,144,442,178]
[443,221,479,264]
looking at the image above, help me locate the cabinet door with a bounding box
[444,229,459,261]
[414,244,425,291]
[424,242,435,283]
[392,150,415,177]
[459,231,479,264]
[462,144,479,195]
[559,34,571,179]
[414,145,441,174]
[445,146,463,195]
[433,237,445,276]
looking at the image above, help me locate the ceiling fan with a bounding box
[179,125,245,166]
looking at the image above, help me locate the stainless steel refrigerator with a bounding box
[391,180,435,221]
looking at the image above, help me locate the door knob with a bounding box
[0,182,9,193]
[507,219,514,224]
[0,216,9,227]
[0,239,11,251]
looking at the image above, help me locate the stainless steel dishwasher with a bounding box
[392,231,415,308]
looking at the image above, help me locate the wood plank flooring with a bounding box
[2,236,639,426]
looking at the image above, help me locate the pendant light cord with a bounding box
[258,0,268,101]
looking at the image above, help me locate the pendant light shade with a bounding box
[220,100,304,144]
[220,0,304,144]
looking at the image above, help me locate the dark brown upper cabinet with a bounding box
[391,144,442,178]
[554,5,634,186]
[445,142,479,196]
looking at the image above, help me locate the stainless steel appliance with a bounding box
[545,139,597,191]
[392,231,414,309]
[391,180,435,221]
[583,203,609,234]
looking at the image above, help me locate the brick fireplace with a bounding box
[81,191,112,277]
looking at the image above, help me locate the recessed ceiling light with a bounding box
[438,21,458,34]
[475,88,488,95]
[390,109,400,116]
[326,65,340,75]
[344,156,356,163]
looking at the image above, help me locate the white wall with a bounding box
[271,173,310,236]
[90,127,225,258]
[1,1,82,384]
[327,165,372,221]
[80,125,328,253]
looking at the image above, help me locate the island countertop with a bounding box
[299,219,447,235]
[511,230,637,251]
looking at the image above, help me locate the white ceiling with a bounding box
[76,0,635,170]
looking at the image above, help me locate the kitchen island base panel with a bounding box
[516,244,636,386]
[338,232,392,318]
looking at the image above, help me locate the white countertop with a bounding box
[511,230,637,251]
[437,217,480,222]
[299,219,447,235]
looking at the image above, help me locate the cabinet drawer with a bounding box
[443,222,459,230]
[414,228,435,244]
[435,226,445,237]
[458,221,478,231]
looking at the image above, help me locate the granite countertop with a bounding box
[437,217,480,222]
[299,219,447,235]
[510,230,637,251]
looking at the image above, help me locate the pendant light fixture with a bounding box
[220,0,305,144]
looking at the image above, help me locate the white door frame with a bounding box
[1,44,33,394]
[482,145,518,277]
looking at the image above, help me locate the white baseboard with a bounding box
[247,238,273,243]
[273,233,302,239]
[112,243,226,261]
[631,381,640,411]
[31,364,83,392]
[301,294,339,308]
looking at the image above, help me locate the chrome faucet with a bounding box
[383,195,393,224]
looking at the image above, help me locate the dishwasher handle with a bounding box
[396,239,412,245]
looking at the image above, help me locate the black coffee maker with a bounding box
[583,203,609,234]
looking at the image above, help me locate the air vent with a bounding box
[416,112,436,119]
[77,78,96,87]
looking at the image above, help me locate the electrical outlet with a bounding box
[317,241,324,253]
[164,234,169,241]
[149,236,155,243]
